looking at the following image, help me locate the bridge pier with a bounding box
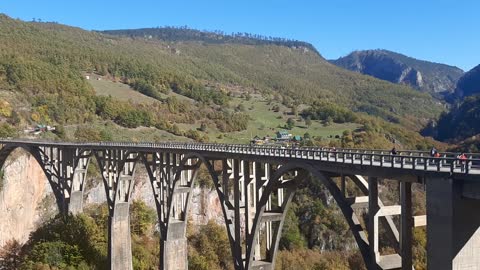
[427,177,480,270]
[164,238,188,270]
[94,149,137,270]
[68,152,90,215]
[110,202,133,270]
[68,190,84,215]
[164,221,188,270]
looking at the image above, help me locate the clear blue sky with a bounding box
[1,0,478,71]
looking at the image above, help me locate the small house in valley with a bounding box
[276,130,292,141]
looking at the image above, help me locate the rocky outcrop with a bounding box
[331,49,464,94]
[0,151,54,246]
[84,165,224,226]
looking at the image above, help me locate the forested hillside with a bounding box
[427,64,480,151]
[436,95,480,141]
[0,14,441,133]
[101,28,441,125]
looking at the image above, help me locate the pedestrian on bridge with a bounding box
[391,146,397,164]
[430,147,438,165]
[458,153,468,172]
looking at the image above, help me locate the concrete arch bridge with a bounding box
[0,140,479,270]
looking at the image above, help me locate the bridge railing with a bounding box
[167,142,480,174]
[141,142,479,174]
[1,139,479,174]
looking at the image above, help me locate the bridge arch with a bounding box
[0,144,65,213]
[244,161,373,269]
[147,155,375,270]
[147,154,381,270]
[137,151,206,270]
[146,155,354,270]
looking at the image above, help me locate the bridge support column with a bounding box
[68,152,90,215]
[68,190,84,215]
[427,177,480,270]
[110,202,133,270]
[400,181,412,270]
[164,222,188,270]
[95,149,137,270]
[164,238,187,270]
[368,177,380,268]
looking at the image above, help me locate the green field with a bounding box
[88,78,360,144]
[179,95,361,143]
[89,76,194,103]
[64,120,191,142]
[89,76,159,104]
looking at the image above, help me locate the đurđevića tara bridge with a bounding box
[1,139,479,270]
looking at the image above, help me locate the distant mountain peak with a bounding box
[455,64,480,97]
[330,49,464,95]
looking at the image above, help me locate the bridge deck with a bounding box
[1,140,479,178]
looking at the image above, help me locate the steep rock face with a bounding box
[331,49,463,94]
[455,64,480,97]
[0,152,54,246]
[84,165,224,226]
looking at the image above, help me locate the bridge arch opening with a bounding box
[174,158,414,270]
[265,163,428,270]
[163,157,353,270]
[76,152,161,269]
[184,161,234,270]
[128,161,162,269]
[171,157,366,269]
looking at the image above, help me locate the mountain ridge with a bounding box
[455,64,480,97]
[100,27,322,57]
[330,49,464,95]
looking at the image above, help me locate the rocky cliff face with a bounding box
[0,155,224,246]
[0,151,55,246]
[331,49,464,94]
[84,165,224,226]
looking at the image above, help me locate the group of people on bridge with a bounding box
[390,146,469,172]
